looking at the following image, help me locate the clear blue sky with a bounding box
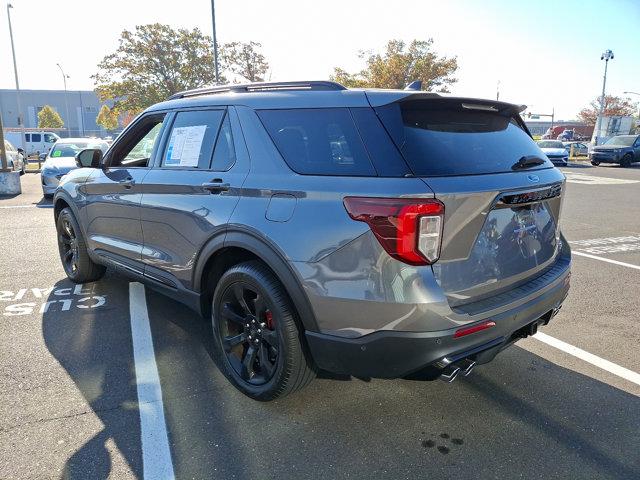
[0,0,638,119]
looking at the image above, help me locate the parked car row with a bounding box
[535,135,640,168]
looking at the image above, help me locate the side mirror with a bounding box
[75,148,103,168]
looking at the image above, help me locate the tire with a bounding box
[620,154,632,168]
[20,161,26,175]
[56,208,106,283]
[590,160,600,166]
[211,260,315,401]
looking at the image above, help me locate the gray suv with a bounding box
[53,81,571,400]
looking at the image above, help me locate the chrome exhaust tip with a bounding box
[459,359,476,377]
[439,365,461,383]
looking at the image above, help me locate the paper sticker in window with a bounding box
[165,125,207,167]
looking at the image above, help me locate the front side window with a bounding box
[257,108,376,176]
[109,114,165,167]
[44,133,58,143]
[162,110,225,169]
[31,133,41,142]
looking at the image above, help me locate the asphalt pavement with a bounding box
[1,166,639,479]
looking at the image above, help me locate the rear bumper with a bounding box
[306,264,570,378]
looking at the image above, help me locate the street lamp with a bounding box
[595,49,614,145]
[6,3,26,153]
[56,63,71,137]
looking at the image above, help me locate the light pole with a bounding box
[56,63,71,137]
[595,49,614,145]
[210,0,220,83]
[6,3,26,153]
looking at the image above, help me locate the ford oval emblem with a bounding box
[527,174,539,183]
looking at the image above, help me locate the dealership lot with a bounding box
[1,168,639,479]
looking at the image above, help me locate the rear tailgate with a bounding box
[373,95,566,307]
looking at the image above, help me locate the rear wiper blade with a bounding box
[512,155,546,170]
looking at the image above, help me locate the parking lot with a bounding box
[1,166,639,479]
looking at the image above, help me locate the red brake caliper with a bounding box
[264,310,274,329]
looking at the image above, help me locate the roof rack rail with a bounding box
[169,81,347,100]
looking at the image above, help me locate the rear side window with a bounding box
[376,100,551,176]
[257,108,376,176]
[162,110,224,168]
[31,133,42,142]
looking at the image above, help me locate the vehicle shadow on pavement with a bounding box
[42,273,143,479]
[146,290,640,480]
[41,277,640,479]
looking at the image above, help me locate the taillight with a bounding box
[343,197,444,266]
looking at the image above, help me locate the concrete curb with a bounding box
[0,171,22,194]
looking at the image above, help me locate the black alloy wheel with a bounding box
[211,261,315,400]
[56,208,106,283]
[219,281,279,385]
[58,216,80,276]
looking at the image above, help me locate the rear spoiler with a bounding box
[365,91,532,137]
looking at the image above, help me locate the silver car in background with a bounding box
[537,140,569,166]
[3,140,27,175]
[41,139,109,197]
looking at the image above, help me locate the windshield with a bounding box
[604,136,635,147]
[49,142,107,158]
[537,141,565,149]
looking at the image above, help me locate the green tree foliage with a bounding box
[93,24,273,113]
[331,39,458,92]
[93,24,221,113]
[37,105,64,129]
[220,41,270,82]
[577,95,638,125]
[96,105,119,130]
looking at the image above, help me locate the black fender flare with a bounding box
[193,227,319,332]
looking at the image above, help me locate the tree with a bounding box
[96,105,119,130]
[93,24,222,113]
[220,41,269,82]
[38,105,64,129]
[330,39,458,92]
[577,95,637,125]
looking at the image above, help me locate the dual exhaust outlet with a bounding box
[439,359,476,383]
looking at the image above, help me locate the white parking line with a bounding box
[129,282,175,480]
[0,204,53,209]
[533,332,640,387]
[573,251,640,271]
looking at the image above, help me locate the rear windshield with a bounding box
[376,100,552,176]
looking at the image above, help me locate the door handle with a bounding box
[202,180,230,194]
[119,177,135,189]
